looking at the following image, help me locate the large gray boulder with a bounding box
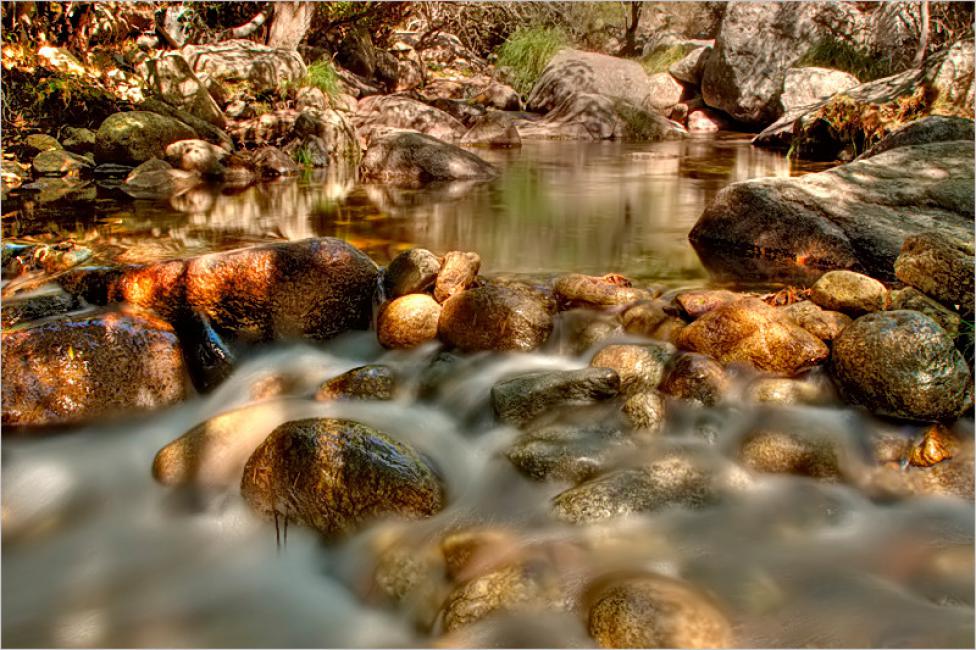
[689,140,974,284]
[517,94,684,142]
[94,111,196,165]
[180,39,306,94]
[526,49,656,114]
[360,131,498,185]
[354,95,466,144]
[701,1,862,126]
[780,66,860,113]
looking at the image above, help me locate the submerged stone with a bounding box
[491,368,620,426]
[590,343,675,397]
[315,365,396,401]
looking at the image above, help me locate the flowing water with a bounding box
[2,135,973,648]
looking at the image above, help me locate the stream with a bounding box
[2,135,972,648]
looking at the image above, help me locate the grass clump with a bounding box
[303,59,342,101]
[797,37,896,82]
[495,27,568,95]
[639,44,692,74]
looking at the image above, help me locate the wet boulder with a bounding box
[519,93,684,142]
[830,311,972,421]
[621,391,667,433]
[1,292,81,328]
[240,418,445,535]
[778,300,851,342]
[738,429,844,480]
[123,158,201,199]
[440,565,559,633]
[434,251,480,303]
[377,294,441,349]
[384,248,441,298]
[675,289,743,319]
[314,365,395,401]
[438,284,553,352]
[587,574,733,649]
[25,133,62,154]
[360,131,498,185]
[164,139,228,175]
[895,230,974,315]
[460,111,522,148]
[32,149,92,176]
[659,352,729,407]
[590,343,675,397]
[809,270,889,315]
[676,298,829,375]
[554,273,651,309]
[689,142,974,284]
[2,310,188,427]
[60,128,95,154]
[492,368,620,426]
[744,375,834,406]
[95,111,196,165]
[184,238,379,342]
[507,419,635,482]
[621,300,687,343]
[889,287,961,339]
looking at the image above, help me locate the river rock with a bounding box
[588,574,733,649]
[434,251,480,303]
[688,141,975,284]
[1,292,81,328]
[675,289,742,319]
[590,343,675,396]
[559,309,623,355]
[701,1,860,126]
[621,300,687,343]
[146,53,226,128]
[551,449,730,524]
[810,270,889,315]
[889,287,961,339]
[472,82,521,111]
[659,352,729,407]
[438,285,553,352]
[164,139,228,175]
[2,310,187,427]
[32,149,92,176]
[780,66,860,113]
[506,420,635,482]
[252,146,299,177]
[291,108,361,164]
[440,565,556,633]
[669,46,710,85]
[25,133,61,153]
[621,391,667,433]
[360,131,498,185]
[554,273,651,309]
[519,93,684,142]
[526,49,655,113]
[677,298,829,374]
[184,238,379,342]
[355,95,466,143]
[646,72,685,113]
[491,368,620,426]
[123,158,201,199]
[738,429,843,480]
[60,127,96,154]
[152,402,291,488]
[895,230,974,315]
[377,294,441,349]
[460,111,522,148]
[315,365,395,401]
[181,39,306,93]
[778,300,852,342]
[384,248,441,298]
[831,311,972,421]
[860,115,975,160]
[744,375,833,406]
[428,98,486,127]
[240,418,444,535]
[95,111,196,165]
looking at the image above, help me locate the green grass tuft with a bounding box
[303,59,342,101]
[639,44,693,75]
[797,38,896,83]
[495,27,568,95]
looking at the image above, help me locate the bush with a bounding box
[304,59,342,101]
[495,27,567,95]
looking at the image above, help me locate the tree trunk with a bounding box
[266,2,313,51]
[618,2,643,57]
[914,0,930,68]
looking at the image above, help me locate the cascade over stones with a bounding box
[689,141,975,284]
[2,310,188,427]
[830,311,973,421]
[240,418,445,535]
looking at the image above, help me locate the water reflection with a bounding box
[4,135,799,283]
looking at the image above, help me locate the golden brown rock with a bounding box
[675,289,742,318]
[810,270,890,315]
[554,273,652,309]
[377,294,441,349]
[659,352,729,407]
[438,285,553,352]
[434,251,481,303]
[778,300,852,341]
[620,300,686,343]
[314,365,395,401]
[590,343,675,396]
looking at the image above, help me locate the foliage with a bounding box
[293,145,315,168]
[797,37,896,83]
[495,26,567,95]
[639,44,692,75]
[303,59,342,101]
[789,85,931,160]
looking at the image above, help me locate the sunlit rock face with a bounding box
[689,141,974,284]
[1,309,188,427]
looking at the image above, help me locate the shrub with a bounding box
[495,26,567,95]
[797,37,897,83]
[303,58,342,101]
